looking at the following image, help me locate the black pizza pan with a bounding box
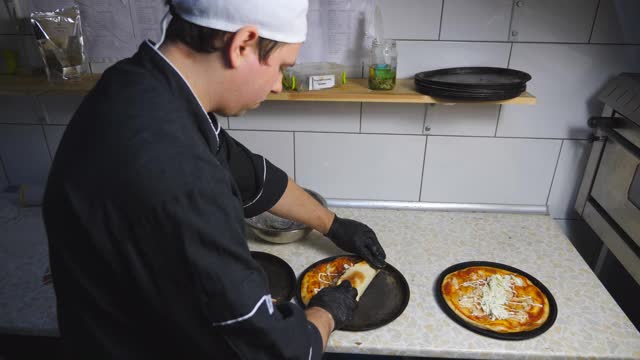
[415,81,527,94]
[415,67,532,90]
[251,251,297,305]
[296,255,410,331]
[414,85,525,101]
[435,261,557,340]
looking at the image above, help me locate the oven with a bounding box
[576,73,640,286]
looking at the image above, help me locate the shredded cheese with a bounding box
[318,272,339,284]
[459,274,541,322]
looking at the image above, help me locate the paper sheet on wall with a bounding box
[23,0,167,62]
[298,0,374,78]
[23,0,372,66]
[77,0,167,62]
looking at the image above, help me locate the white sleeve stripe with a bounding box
[243,157,267,208]
[308,346,313,360]
[211,294,274,327]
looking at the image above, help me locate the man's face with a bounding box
[220,42,301,117]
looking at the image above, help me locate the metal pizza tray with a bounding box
[414,86,525,101]
[296,255,410,331]
[415,67,532,89]
[251,251,297,305]
[435,261,558,340]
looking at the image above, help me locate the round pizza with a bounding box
[441,265,551,333]
[300,256,380,306]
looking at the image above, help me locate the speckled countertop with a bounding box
[2,207,640,359]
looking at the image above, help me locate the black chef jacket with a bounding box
[42,41,323,360]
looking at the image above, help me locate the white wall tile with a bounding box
[361,103,426,134]
[397,41,511,79]
[0,125,51,185]
[498,44,640,139]
[374,0,442,40]
[509,0,599,43]
[296,133,426,201]
[229,102,360,133]
[425,104,499,136]
[0,2,18,34]
[226,130,295,179]
[0,95,41,124]
[20,35,44,69]
[44,125,66,159]
[0,34,24,68]
[38,95,83,124]
[548,140,592,219]
[591,0,640,44]
[440,0,513,41]
[89,62,116,74]
[421,136,561,205]
[215,115,229,129]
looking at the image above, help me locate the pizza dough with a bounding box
[336,261,380,301]
[300,257,380,306]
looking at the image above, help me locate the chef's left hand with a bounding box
[325,215,386,269]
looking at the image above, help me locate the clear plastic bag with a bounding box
[31,5,87,81]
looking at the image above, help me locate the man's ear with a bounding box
[225,26,260,69]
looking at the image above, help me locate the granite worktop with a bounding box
[2,207,640,359]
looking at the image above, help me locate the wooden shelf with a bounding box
[0,75,536,105]
[269,79,536,105]
[0,74,102,95]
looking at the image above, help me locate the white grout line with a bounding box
[0,153,9,185]
[417,135,429,202]
[588,0,602,44]
[494,104,503,137]
[437,0,445,40]
[544,140,565,215]
[40,125,53,161]
[293,132,297,182]
[507,0,516,41]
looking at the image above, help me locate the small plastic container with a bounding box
[282,62,347,91]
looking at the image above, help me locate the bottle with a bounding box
[368,39,397,91]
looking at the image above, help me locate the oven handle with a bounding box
[588,116,640,159]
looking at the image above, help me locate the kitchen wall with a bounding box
[1,0,640,229]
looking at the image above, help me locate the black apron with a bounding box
[42,41,322,360]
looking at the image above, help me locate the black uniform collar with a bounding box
[137,40,221,152]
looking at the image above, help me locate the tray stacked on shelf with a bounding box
[414,67,532,101]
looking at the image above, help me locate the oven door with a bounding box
[591,137,640,248]
[580,115,640,284]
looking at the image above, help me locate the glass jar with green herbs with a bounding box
[368,39,397,91]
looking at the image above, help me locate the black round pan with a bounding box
[415,85,525,101]
[296,255,410,331]
[414,81,526,94]
[415,67,532,90]
[251,251,297,305]
[435,261,557,340]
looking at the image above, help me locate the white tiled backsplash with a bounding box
[420,136,561,205]
[1,0,640,219]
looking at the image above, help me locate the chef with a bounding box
[42,0,386,359]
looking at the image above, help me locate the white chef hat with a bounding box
[168,0,309,44]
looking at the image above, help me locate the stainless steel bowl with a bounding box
[246,189,327,244]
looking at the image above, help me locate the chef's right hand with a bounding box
[308,281,358,330]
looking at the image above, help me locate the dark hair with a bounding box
[164,3,284,63]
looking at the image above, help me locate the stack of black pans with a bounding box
[414,67,532,101]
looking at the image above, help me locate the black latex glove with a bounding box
[308,281,358,330]
[325,215,387,269]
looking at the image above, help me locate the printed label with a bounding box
[309,75,335,90]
